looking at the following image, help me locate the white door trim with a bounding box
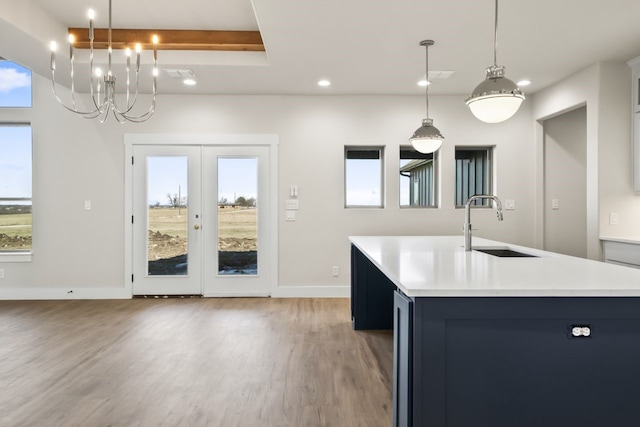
[124,134,279,298]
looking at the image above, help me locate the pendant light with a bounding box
[410,40,444,154]
[465,0,524,123]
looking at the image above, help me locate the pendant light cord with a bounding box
[493,0,498,66]
[425,43,429,118]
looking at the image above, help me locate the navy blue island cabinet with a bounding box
[351,244,640,427]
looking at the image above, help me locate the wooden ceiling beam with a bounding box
[67,28,265,52]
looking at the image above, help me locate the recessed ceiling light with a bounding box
[417,79,431,87]
[183,79,197,86]
[517,79,531,87]
[318,79,331,87]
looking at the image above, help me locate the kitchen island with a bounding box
[350,236,640,427]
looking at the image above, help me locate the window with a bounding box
[455,147,493,207]
[345,147,384,208]
[400,147,436,207]
[0,125,33,252]
[0,59,32,108]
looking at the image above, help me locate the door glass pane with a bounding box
[217,157,258,275]
[147,156,188,276]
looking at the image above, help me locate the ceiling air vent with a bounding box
[164,69,197,79]
[426,70,455,79]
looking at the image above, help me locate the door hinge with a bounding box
[132,156,134,165]
[131,274,134,282]
[131,215,134,224]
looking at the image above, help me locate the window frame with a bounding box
[454,146,494,208]
[344,146,385,209]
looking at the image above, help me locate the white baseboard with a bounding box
[270,285,350,298]
[0,285,350,300]
[0,286,131,300]
[203,291,271,297]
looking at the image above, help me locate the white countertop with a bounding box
[349,235,640,297]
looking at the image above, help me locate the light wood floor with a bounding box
[0,298,392,427]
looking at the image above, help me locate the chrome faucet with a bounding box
[464,195,504,251]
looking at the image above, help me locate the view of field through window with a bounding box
[146,156,258,276]
[0,60,32,252]
[0,126,32,252]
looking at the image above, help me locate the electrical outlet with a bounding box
[286,211,296,221]
[332,266,340,277]
[551,199,559,210]
[504,199,515,210]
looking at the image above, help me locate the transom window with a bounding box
[0,58,32,108]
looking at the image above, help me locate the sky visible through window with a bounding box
[0,126,32,201]
[0,60,32,108]
[346,158,382,206]
[146,156,258,207]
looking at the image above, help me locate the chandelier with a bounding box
[49,0,158,123]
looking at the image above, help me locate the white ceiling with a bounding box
[7,0,640,96]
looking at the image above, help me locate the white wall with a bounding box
[532,62,633,260]
[0,71,537,298]
[543,107,587,257]
[597,63,640,238]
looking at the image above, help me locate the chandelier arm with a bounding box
[97,91,113,124]
[122,89,157,122]
[126,54,131,109]
[112,70,141,116]
[120,93,157,122]
[116,71,157,121]
[88,33,103,112]
[51,69,105,117]
[70,48,77,110]
[112,108,129,124]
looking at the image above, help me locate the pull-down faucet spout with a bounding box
[464,195,503,251]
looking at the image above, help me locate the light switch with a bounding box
[84,200,92,211]
[504,199,515,210]
[610,212,619,225]
[551,199,559,210]
[286,211,296,221]
[286,199,299,210]
[290,185,299,198]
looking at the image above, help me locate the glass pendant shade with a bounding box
[410,118,443,154]
[466,66,524,123]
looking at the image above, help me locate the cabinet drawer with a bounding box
[603,240,640,268]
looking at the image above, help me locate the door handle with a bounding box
[194,224,201,230]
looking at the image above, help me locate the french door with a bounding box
[131,142,273,296]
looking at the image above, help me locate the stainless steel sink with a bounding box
[473,247,537,258]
